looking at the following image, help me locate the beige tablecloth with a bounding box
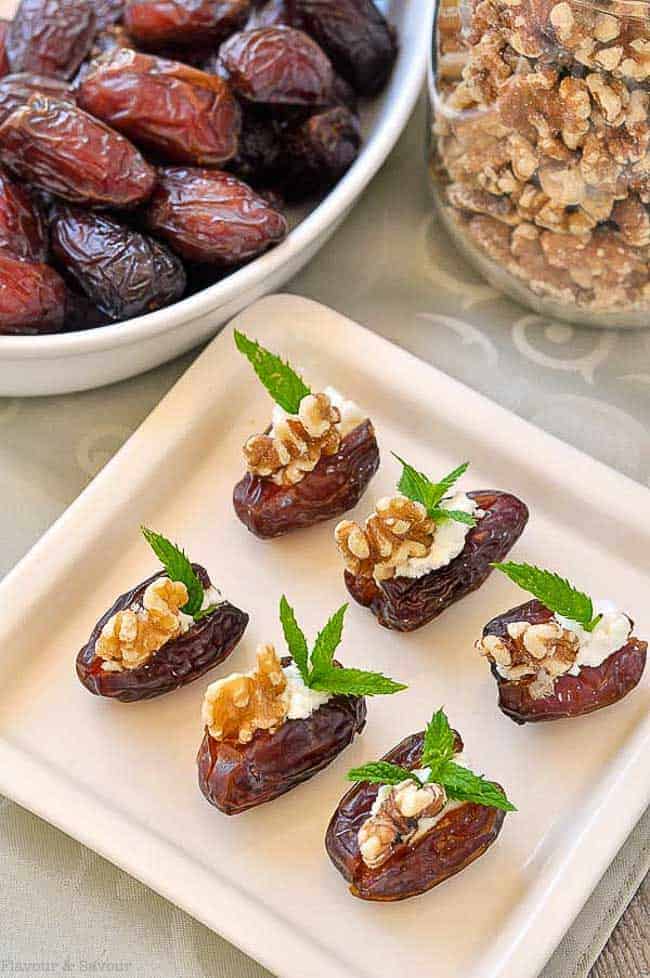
[1,97,648,978]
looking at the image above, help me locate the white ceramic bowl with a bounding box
[0,0,432,396]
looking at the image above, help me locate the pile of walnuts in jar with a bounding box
[0,0,398,335]
[430,0,650,326]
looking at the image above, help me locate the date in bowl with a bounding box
[0,0,433,396]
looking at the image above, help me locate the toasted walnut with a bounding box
[244,392,342,487]
[201,644,288,744]
[358,780,447,869]
[477,619,581,698]
[335,496,438,581]
[95,577,190,671]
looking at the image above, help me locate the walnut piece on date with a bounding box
[477,619,580,699]
[336,496,437,582]
[358,780,447,869]
[244,391,341,486]
[201,643,288,743]
[95,576,189,671]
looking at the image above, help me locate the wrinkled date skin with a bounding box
[484,600,648,724]
[125,0,250,48]
[78,48,241,166]
[233,419,380,539]
[219,26,334,105]
[246,0,294,29]
[76,566,249,703]
[283,105,360,199]
[197,658,367,814]
[288,0,397,96]
[51,205,187,320]
[326,730,506,901]
[146,165,287,264]
[0,72,75,126]
[0,169,48,261]
[0,20,10,79]
[64,288,113,332]
[0,249,65,334]
[7,0,96,80]
[0,97,156,208]
[226,102,283,184]
[345,491,530,632]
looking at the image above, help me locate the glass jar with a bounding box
[428,0,650,328]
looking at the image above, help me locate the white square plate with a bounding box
[1,295,648,978]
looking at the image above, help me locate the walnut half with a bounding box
[95,577,189,671]
[244,392,342,487]
[335,495,437,581]
[477,620,580,698]
[358,779,448,868]
[201,643,288,744]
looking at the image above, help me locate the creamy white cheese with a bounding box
[271,387,366,440]
[398,492,478,580]
[282,661,332,720]
[556,600,632,674]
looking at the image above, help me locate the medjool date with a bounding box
[124,0,251,48]
[219,26,334,105]
[288,0,397,96]
[326,730,506,901]
[234,419,380,538]
[76,566,249,702]
[0,73,75,126]
[7,0,96,80]
[483,600,648,724]
[78,48,241,166]
[197,657,367,814]
[0,97,156,208]
[0,169,48,261]
[345,491,529,631]
[282,105,360,199]
[0,21,10,79]
[0,250,66,334]
[145,165,287,264]
[51,205,187,320]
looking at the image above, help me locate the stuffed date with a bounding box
[197,597,405,814]
[233,329,379,538]
[326,708,514,901]
[477,562,648,724]
[76,527,248,702]
[336,458,529,631]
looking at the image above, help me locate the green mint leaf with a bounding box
[309,666,407,697]
[421,708,457,776]
[234,329,311,414]
[437,761,517,812]
[309,603,348,682]
[493,562,597,630]
[428,507,477,528]
[430,462,471,506]
[194,604,219,622]
[347,762,417,785]
[279,595,310,684]
[140,527,204,618]
[392,455,470,517]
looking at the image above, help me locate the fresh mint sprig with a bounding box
[279,596,406,698]
[347,707,516,813]
[141,527,206,620]
[234,329,311,414]
[493,562,602,632]
[393,455,476,528]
